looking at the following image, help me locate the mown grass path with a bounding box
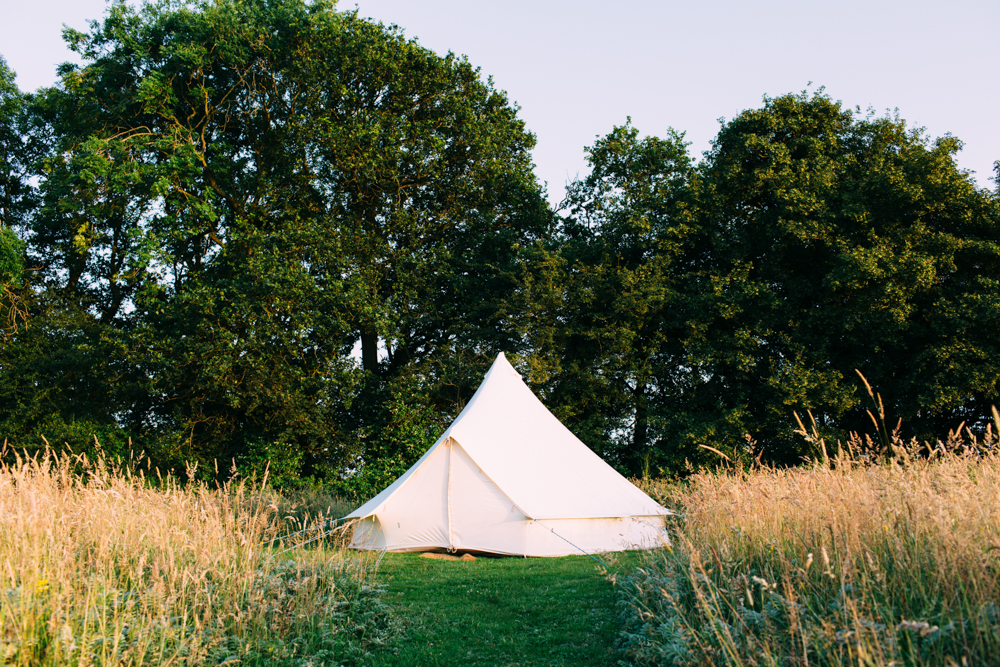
[365,552,634,666]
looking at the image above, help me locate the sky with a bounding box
[2,0,997,203]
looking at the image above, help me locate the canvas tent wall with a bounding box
[345,353,670,557]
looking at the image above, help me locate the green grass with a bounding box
[366,552,641,666]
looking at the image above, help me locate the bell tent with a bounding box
[345,353,670,556]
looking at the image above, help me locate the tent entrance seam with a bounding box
[447,437,456,552]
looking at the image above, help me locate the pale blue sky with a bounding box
[2,0,997,201]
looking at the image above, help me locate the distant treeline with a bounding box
[1,0,998,492]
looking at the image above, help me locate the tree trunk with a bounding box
[631,379,649,477]
[361,329,379,375]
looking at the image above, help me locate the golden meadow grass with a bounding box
[8,422,1000,667]
[624,429,1000,666]
[0,447,390,666]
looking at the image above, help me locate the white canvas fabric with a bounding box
[345,352,671,556]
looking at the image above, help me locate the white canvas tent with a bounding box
[345,353,670,556]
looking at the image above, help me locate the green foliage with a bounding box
[527,121,697,475]
[0,54,33,234]
[0,292,135,458]
[3,0,997,483]
[0,55,30,335]
[7,0,547,483]
[696,90,1000,455]
[214,558,395,667]
[0,226,23,287]
[336,368,448,500]
[532,91,1000,473]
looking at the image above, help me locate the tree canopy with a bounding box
[535,91,1000,474]
[696,92,1000,453]
[1,0,548,489]
[1,2,997,486]
[523,122,698,475]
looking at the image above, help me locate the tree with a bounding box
[13,0,548,482]
[0,55,28,332]
[693,90,1000,458]
[537,92,1000,474]
[526,122,698,476]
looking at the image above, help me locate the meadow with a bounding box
[5,421,1000,667]
[0,446,392,666]
[620,423,1000,666]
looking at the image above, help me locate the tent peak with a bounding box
[490,351,521,379]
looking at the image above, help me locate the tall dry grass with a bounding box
[621,428,1000,666]
[0,447,390,666]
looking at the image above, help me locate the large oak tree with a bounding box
[8,0,548,486]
